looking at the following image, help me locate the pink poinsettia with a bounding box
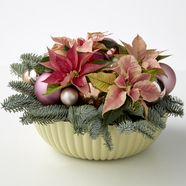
[103,55,161,114]
[87,32,110,42]
[51,32,109,54]
[52,36,93,53]
[42,44,105,94]
[122,35,161,70]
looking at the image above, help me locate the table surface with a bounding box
[0,0,186,185]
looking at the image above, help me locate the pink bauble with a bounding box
[34,73,61,105]
[158,63,176,95]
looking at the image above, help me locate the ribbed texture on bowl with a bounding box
[35,122,160,160]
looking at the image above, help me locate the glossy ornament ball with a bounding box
[158,63,176,95]
[60,88,78,106]
[22,69,37,84]
[153,80,166,99]
[34,73,61,105]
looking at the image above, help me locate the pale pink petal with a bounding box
[118,55,141,76]
[87,32,109,42]
[122,42,135,56]
[103,85,127,115]
[142,59,161,69]
[114,75,126,88]
[51,36,74,47]
[128,88,140,102]
[132,35,147,60]
[144,49,160,60]
[77,39,93,53]
[51,43,67,56]
[134,80,160,102]
[71,76,90,94]
[131,73,150,84]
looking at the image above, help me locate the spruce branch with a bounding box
[27,105,68,121]
[101,125,113,150]
[1,94,37,113]
[10,63,27,77]
[148,108,167,129]
[10,53,44,77]
[20,53,42,66]
[68,105,102,136]
[20,112,65,125]
[118,120,157,139]
[147,95,184,128]
[162,95,184,117]
[8,81,35,96]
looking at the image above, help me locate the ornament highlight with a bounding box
[22,69,37,84]
[34,73,61,105]
[60,87,78,106]
[153,80,166,99]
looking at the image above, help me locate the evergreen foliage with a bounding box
[117,120,157,139]
[10,63,27,77]
[20,53,42,64]
[9,81,35,96]
[20,108,67,125]
[23,104,68,125]
[10,53,46,77]
[148,95,184,129]
[68,105,102,139]
[101,125,113,150]
[1,94,37,113]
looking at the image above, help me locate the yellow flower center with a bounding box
[70,70,79,78]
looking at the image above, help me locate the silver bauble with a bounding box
[60,88,78,106]
[22,69,37,84]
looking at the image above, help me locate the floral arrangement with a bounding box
[2,32,184,149]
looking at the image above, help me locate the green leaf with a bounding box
[34,64,52,74]
[123,99,145,118]
[40,55,49,62]
[143,68,165,81]
[44,84,63,95]
[156,55,171,61]
[118,44,128,54]
[103,105,126,125]
[92,59,111,65]
[87,72,116,92]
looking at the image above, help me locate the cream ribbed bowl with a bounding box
[35,122,161,160]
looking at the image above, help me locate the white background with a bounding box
[0,0,186,186]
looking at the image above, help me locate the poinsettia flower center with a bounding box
[71,70,79,78]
